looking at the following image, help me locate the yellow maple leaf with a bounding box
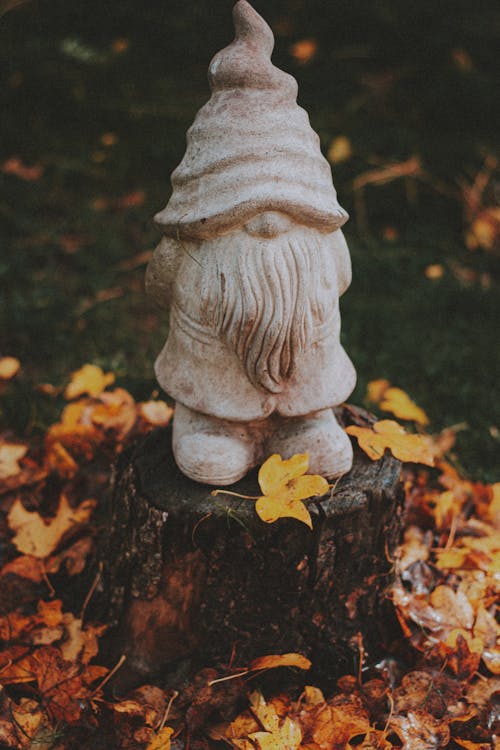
[346,420,434,466]
[366,380,429,425]
[147,727,174,750]
[0,442,27,479]
[8,494,96,558]
[366,378,390,403]
[379,387,429,426]
[249,692,302,750]
[256,454,329,529]
[64,363,115,399]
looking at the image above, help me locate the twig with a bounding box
[88,654,126,699]
[40,560,56,598]
[207,670,249,687]
[80,562,102,621]
[156,690,179,732]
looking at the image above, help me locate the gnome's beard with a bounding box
[201,228,335,394]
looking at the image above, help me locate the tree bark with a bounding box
[103,406,404,689]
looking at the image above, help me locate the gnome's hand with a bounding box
[145,236,183,310]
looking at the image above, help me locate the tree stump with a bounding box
[103,406,404,690]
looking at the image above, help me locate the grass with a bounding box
[1,0,499,481]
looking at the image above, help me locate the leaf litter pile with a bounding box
[0,360,499,749]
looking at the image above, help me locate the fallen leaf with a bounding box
[425,264,445,280]
[328,136,352,164]
[379,387,429,426]
[60,615,106,664]
[346,420,434,466]
[307,695,371,750]
[116,190,145,209]
[289,38,317,63]
[139,400,174,427]
[250,654,311,672]
[0,357,20,380]
[249,692,302,750]
[30,646,108,723]
[91,387,137,437]
[0,554,44,582]
[146,726,174,750]
[256,453,329,528]
[2,156,43,181]
[366,379,390,403]
[64,364,115,399]
[8,495,96,558]
[389,711,450,750]
[0,442,27,479]
[44,440,78,478]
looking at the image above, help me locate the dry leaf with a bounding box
[346,420,435,465]
[139,400,174,426]
[389,711,450,750]
[0,356,20,380]
[379,387,429,426]
[256,453,329,528]
[8,495,96,558]
[0,442,27,479]
[366,379,390,403]
[328,136,352,164]
[249,692,302,750]
[60,615,106,664]
[2,156,43,181]
[289,38,317,63]
[147,727,174,750]
[44,440,78,478]
[425,264,445,280]
[250,654,311,672]
[30,646,108,723]
[64,364,115,399]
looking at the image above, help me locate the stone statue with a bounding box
[146,0,356,486]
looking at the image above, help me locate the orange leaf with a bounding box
[346,420,434,466]
[2,156,44,181]
[0,356,20,380]
[64,364,115,399]
[290,38,318,63]
[8,494,96,558]
[255,453,329,528]
[250,653,311,672]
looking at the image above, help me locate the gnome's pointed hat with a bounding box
[155,0,348,240]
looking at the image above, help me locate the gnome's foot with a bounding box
[266,409,353,479]
[173,403,258,486]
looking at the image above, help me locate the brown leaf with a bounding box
[249,654,311,672]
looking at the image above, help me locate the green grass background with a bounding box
[1,0,499,480]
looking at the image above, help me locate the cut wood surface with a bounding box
[104,406,404,689]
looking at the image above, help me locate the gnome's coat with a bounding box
[149,0,356,422]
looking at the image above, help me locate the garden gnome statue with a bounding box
[146,0,356,485]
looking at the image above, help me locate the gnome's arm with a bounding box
[145,236,182,310]
[333,230,352,296]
